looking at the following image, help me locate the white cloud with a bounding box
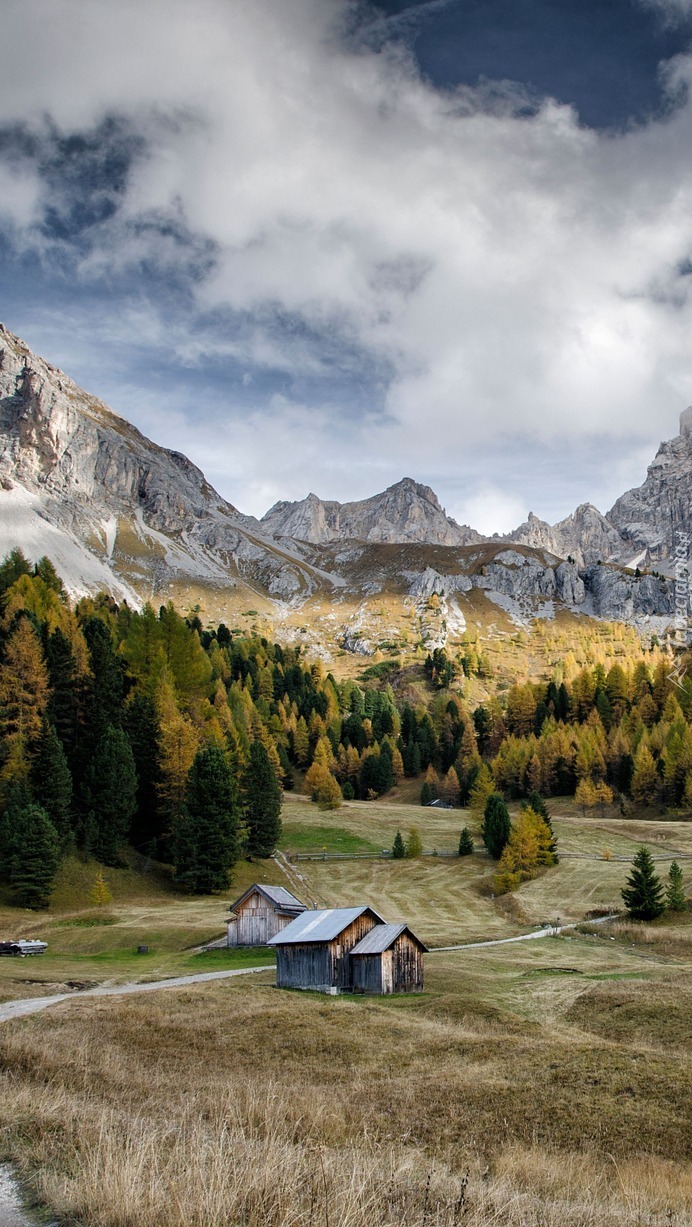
[3,0,692,525]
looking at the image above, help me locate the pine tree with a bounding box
[458,827,474,856]
[174,744,240,893]
[621,846,665,920]
[30,720,73,843]
[482,794,511,859]
[124,694,163,853]
[81,726,138,865]
[392,830,406,858]
[9,803,60,908]
[242,739,283,856]
[666,861,687,912]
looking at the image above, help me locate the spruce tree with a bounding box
[666,861,687,912]
[458,827,474,856]
[31,720,73,844]
[0,778,31,882]
[392,829,406,859]
[175,744,240,893]
[81,725,138,865]
[482,794,511,859]
[9,804,60,908]
[242,739,282,858]
[621,847,665,920]
[124,694,163,854]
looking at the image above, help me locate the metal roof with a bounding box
[267,906,384,945]
[351,924,428,955]
[228,884,305,915]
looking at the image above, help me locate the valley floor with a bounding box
[1,796,691,1226]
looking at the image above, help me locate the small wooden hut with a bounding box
[226,884,306,947]
[350,923,427,994]
[268,906,385,993]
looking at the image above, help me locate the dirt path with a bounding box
[430,914,618,952]
[0,964,274,1025]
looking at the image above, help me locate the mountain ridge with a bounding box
[0,324,685,652]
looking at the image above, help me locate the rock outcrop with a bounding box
[508,504,626,568]
[606,409,692,567]
[262,478,483,546]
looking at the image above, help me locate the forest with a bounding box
[0,547,690,907]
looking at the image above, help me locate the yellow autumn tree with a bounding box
[156,674,201,826]
[0,616,50,781]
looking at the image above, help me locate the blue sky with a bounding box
[2,0,692,531]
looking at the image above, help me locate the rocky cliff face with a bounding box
[507,504,627,568]
[607,410,692,566]
[262,478,483,546]
[0,324,325,602]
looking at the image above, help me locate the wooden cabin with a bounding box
[268,906,385,993]
[226,884,306,947]
[350,924,427,994]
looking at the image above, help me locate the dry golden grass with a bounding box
[2,941,692,1226]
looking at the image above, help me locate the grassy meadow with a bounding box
[1,792,692,1225]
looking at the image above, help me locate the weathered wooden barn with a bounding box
[268,906,385,993]
[226,884,306,947]
[350,924,427,994]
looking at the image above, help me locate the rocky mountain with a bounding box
[607,406,692,566]
[0,324,337,605]
[507,504,628,569]
[0,324,686,656]
[261,479,483,547]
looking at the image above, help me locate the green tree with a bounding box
[81,726,138,865]
[124,694,163,854]
[392,829,406,859]
[9,803,60,908]
[242,740,283,857]
[458,827,474,856]
[482,794,511,859]
[30,720,73,844]
[621,846,665,920]
[174,744,240,893]
[666,861,687,912]
[406,826,423,858]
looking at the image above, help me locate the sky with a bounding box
[3,0,692,533]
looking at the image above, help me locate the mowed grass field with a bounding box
[1,794,692,1225]
[1,930,691,1226]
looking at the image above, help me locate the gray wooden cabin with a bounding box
[350,924,428,994]
[226,884,306,947]
[268,906,385,993]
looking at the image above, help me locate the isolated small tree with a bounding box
[621,846,665,921]
[392,830,406,859]
[420,781,433,806]
[9,804,60,908]
[89,870,112,908]
[458,827,473,856]
[666,861,687,912]
[316,772,342,810]
[406,826,423,858]
[482,794,510,859]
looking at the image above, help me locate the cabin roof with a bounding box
[267,906,384,945]
[350,924,429,955]
[228,883,305,916]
